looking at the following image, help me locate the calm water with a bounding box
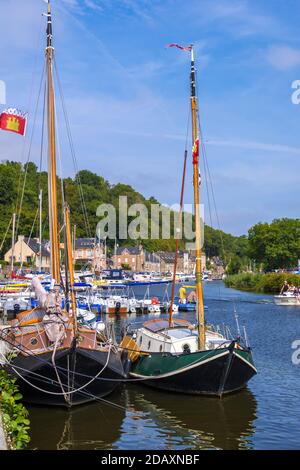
[27,282,300,450]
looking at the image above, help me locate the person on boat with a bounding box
[179,286,187,304]
[288,284,296,294]
[280,281,289,295]
[187,290,197,303]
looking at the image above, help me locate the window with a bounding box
[125,258,128,262]
[147,340,151,350]
[26,256,32,263]
[132,258,135,262]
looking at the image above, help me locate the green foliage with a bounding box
[224,272,300,293]
[121,263,131,270]
[0,160,249,264]
[226,255,243,275]
[248,219,300,270]
[0,370,30,449]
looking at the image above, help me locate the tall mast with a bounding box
[39,189,43,272]
[11,212,16,274]
[190,46,205,350]
[46,0,60,282]
[65,204,77,335]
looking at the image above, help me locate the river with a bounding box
[27,281,300,450]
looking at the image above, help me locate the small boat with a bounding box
[274,293,300,306]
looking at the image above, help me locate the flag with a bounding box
[192,138,199,164]
[166,43,192,52]
[0,108,27,136]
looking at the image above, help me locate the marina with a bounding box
[23,281,300,450]
[0,0,299,455]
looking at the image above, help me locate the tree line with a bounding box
[1,160,296,271]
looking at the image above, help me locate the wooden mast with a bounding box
[46,0,60,283]
[65,204,77,335]
[190,46,205,350]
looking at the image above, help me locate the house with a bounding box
[74,238,106,271]
[144,251,161,272]
[4,235,50,270]
[112,246,144,271]
[156,251,206,274]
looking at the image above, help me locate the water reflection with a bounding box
[28,385,257,450]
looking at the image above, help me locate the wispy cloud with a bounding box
[266,45,300,70]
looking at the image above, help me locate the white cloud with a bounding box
[266,45,300,70]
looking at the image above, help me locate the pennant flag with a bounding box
[192,138,199,164]
[0,108,27,136]
[166,43,192,52]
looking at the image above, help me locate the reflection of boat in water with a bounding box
[126,385,257,450]
[27,392,126,450]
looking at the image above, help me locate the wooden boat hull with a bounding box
[8,346,125,407]
[128,346,256,396]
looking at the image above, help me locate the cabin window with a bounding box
[139,336,142,346]
[147,340,151,350]
[159,345,163,352]
[30,337,38,346]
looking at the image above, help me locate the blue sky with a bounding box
[0,0,300,235]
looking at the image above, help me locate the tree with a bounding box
[248,219,300,270]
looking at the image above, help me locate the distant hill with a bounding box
[0,160,249,262]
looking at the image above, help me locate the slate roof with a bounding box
[24,238,50,257]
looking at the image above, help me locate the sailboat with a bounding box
[120,45,257,396]
[0,1,124,407]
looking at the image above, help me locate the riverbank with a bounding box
[224,272,300,293]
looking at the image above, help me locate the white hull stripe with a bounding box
[233,351,257,373]
[130,350,230,380]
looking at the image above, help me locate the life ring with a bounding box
[129,306,136,314]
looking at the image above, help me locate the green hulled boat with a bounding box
[120,44,257,396]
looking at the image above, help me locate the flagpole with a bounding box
[11,212,16,275]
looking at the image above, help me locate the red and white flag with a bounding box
[192,138,199,164]
[166,43,192,52]
[0,108,27,136]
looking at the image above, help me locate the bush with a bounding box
[0,370,30,449]
[224,272,300,293]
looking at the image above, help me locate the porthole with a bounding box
[182,343,191,354]
[30,337,38,346]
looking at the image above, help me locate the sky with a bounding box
[0,0,300,236]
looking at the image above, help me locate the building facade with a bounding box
[4,235,50,270]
